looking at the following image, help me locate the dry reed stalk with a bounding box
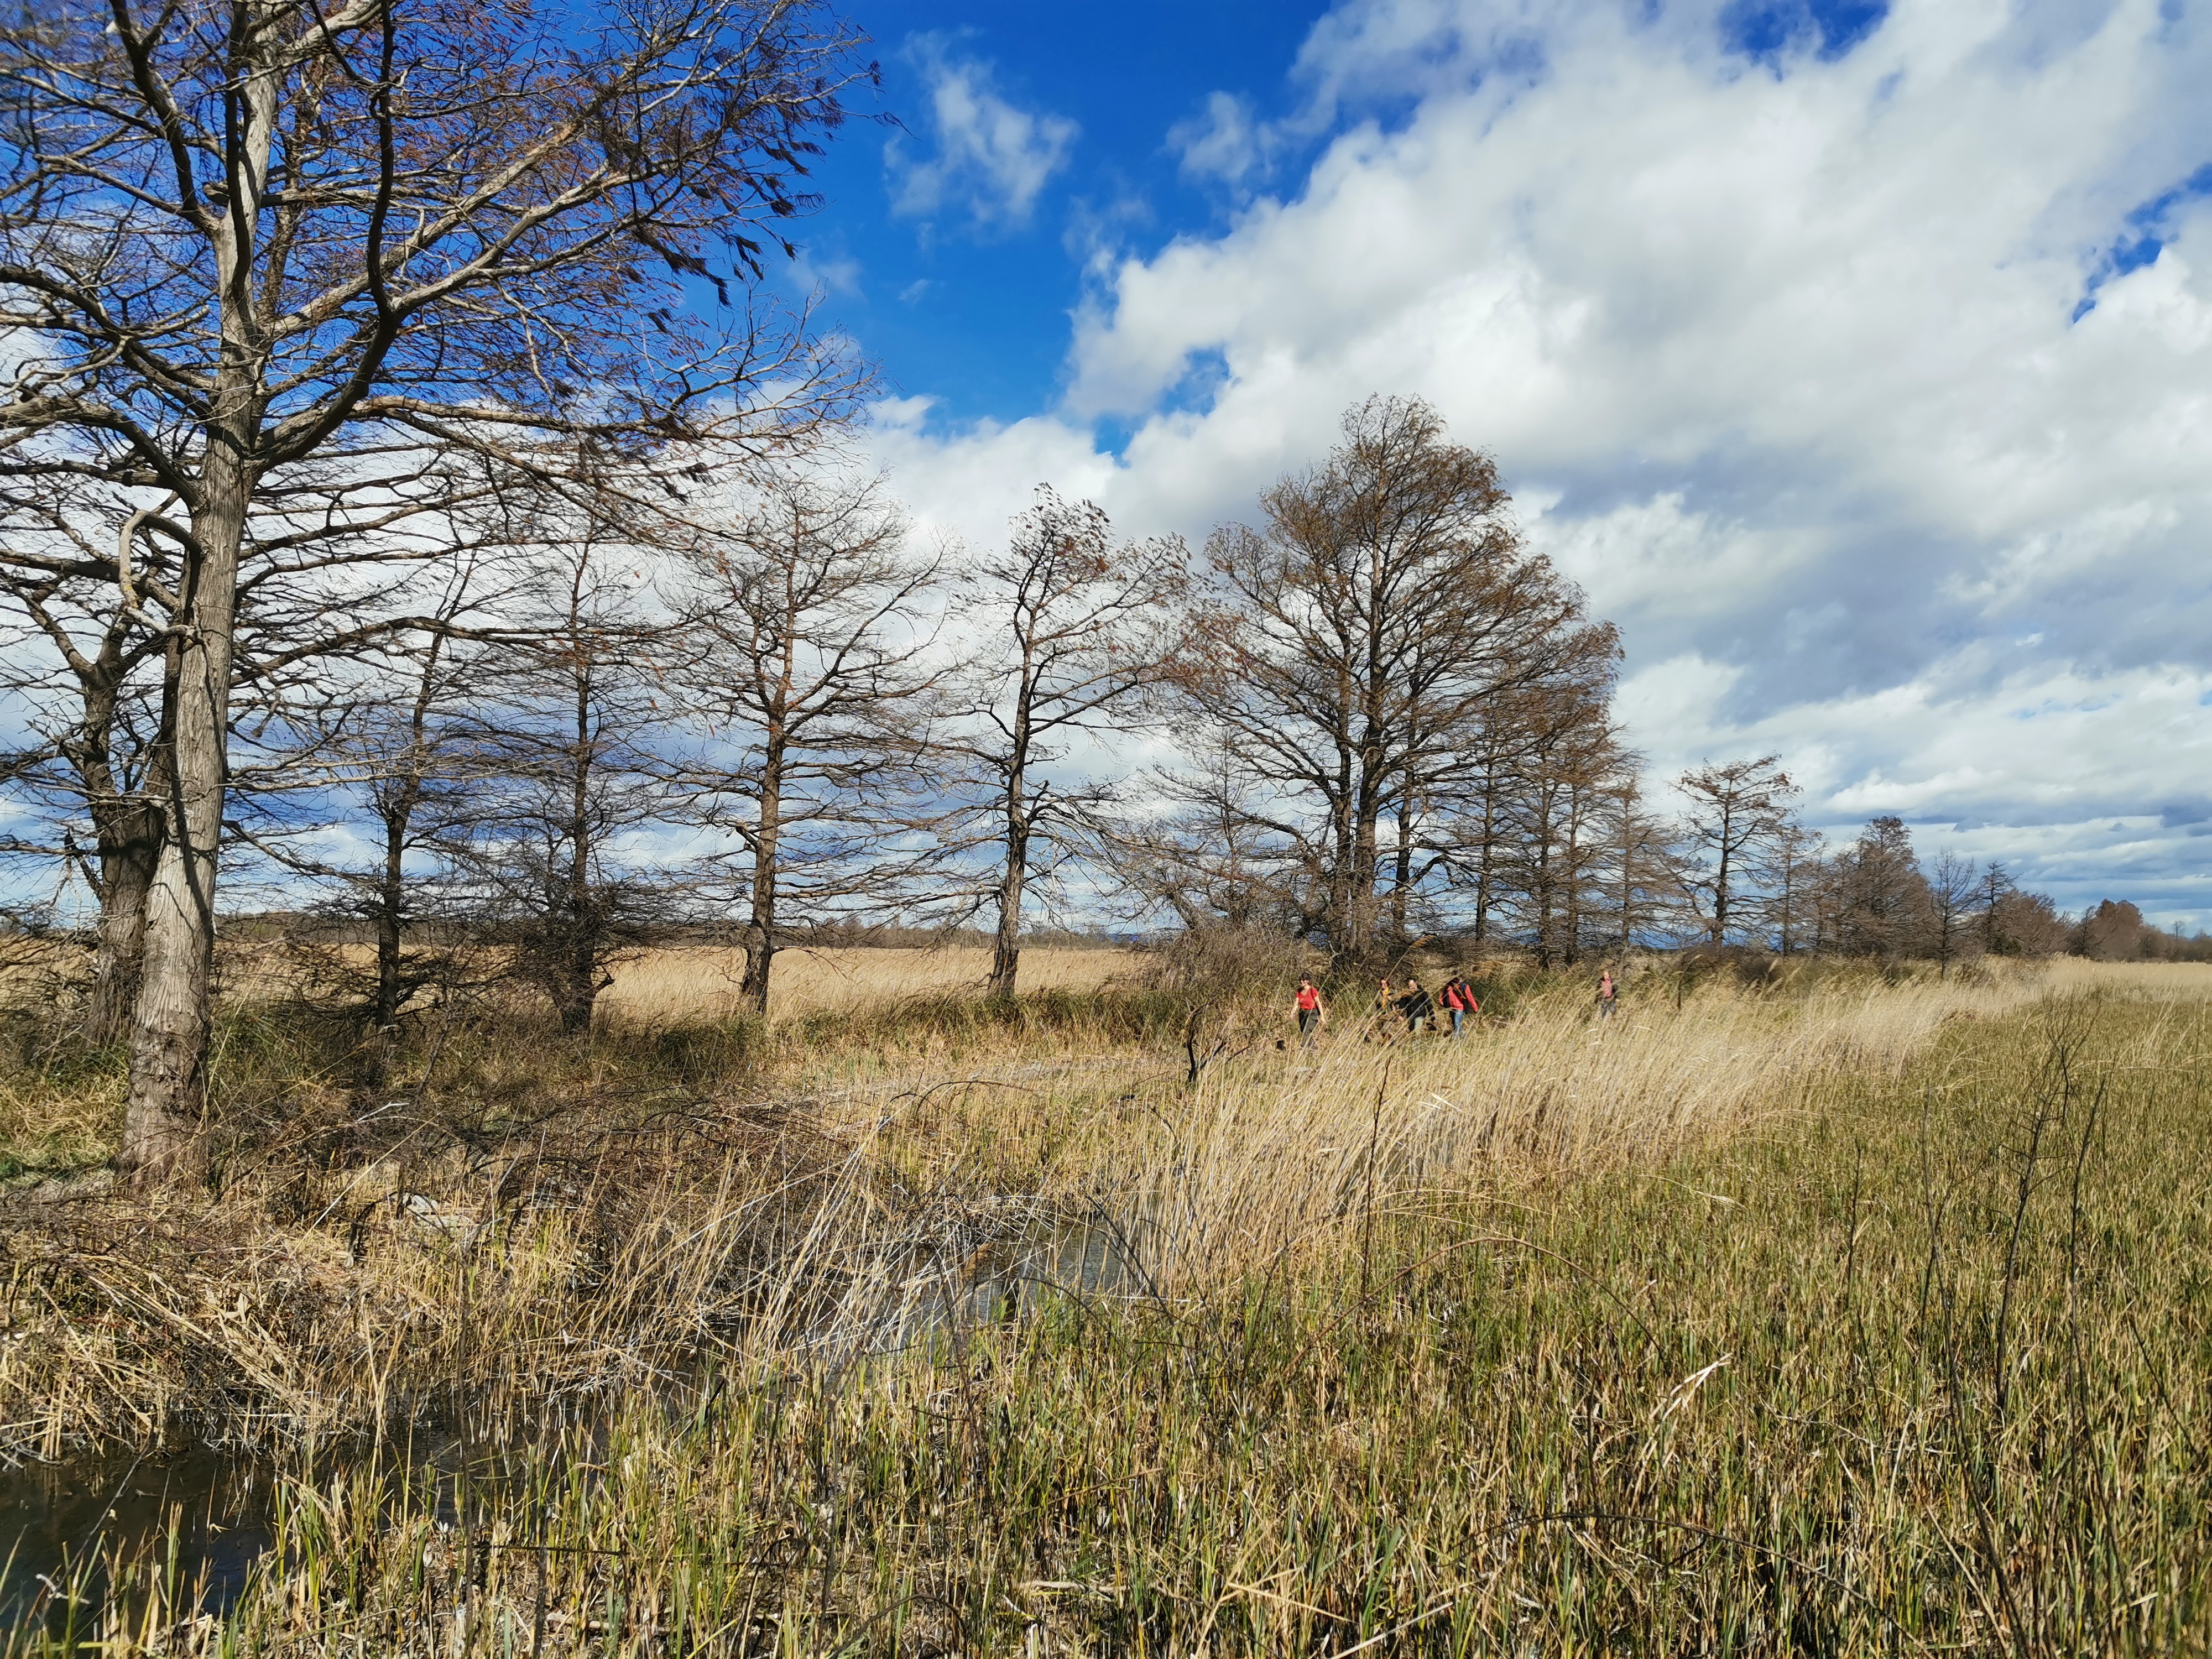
[594,945,1139,1025]
[997,963,2101,1290]
[8,968,2212,1655]
[1,960,2201,1467]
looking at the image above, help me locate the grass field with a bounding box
[2,956,2208,1652]
[597,944,1139,1024]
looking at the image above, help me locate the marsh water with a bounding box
[0,1215,1133,1631]
[0,1415,585,1635]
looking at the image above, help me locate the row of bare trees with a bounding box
[0,0,2106,1193]
[2070,900,2212,962]
[1,359,2084,1189]
[0,0,875,1178]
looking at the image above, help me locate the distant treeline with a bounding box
[2070,900,2212,963]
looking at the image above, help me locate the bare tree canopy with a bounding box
[0,0,871,1177]
[948,487,1183,999]
[447,524,674,1036]
[667,462,946,1014]
[1677,755,1799,946]
[1179,396,1615,962]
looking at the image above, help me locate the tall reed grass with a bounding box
[4,961,2209,1651]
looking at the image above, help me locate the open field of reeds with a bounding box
[596,945,1139,1025]
[0,940,1144,1034]
[2,957,2209,1652]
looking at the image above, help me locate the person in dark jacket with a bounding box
[1397,976,1436,1036]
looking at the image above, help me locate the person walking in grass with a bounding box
[1368,977,1396,1041]
[1597,967,1618,1020]
[1397,975,1436,1037]
[1441,974,1478,1037]
[1293,976,1327,1048]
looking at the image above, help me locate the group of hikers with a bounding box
[1292,964,1620,1047]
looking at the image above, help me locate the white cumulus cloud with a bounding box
[864,0,2212,925]
[1169,91,1283,189]
[886,36,1079,229]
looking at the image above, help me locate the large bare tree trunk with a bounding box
[118,22,279,1183]
[121,449,250,1182]
[1348,732,1385,962]
[739,760,782,1016]
[739,933,775,1017]
[988,760,1029,1000]
[86,796,161,1046]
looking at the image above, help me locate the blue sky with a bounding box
[803,2,1938,425]
[784,0,2212,929]
[795,1,1332,427]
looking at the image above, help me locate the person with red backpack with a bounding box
[1440,974,1479,1037]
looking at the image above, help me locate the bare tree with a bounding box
[1452,701,1521,948]
[2074,899,2149,962]
[450,531,675,1035]
[1590,767,1678,959]
[1183,398,1611,964]
[263,564,514,1034]
[1837,816,1933,959]
[669,463,943,1015]
[1,453,535,1039]
[1099,728,1300,936]
[1756,819,1825,956]
[1677,756,1798,946]
[1974,863,2016,957]
[0,486,167,1040]
[1987,883,2068,957]
[1927,849,1981,978]
[1494,681,1620,967]
[950,488,1183,999]
[0,0,867,1176]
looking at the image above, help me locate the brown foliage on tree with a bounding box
[1177,397,1614,963]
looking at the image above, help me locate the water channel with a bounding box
[0,1214,1136,1635]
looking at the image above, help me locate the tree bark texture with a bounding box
[86,803,160,1047]
[117,16,281,1182]
[121,448,251,1182]
[739,752,782,1017]
[988,755,1029,1000]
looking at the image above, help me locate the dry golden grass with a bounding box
[195,938,1138,1024]
[10,959,2212,1651]
[2041,956,2212,998]
[798,958,2125,1291]
[596,943,1139,1024]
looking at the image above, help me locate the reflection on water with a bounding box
[0,1448,274,1627]
[0,1421,541,1635]
[0,1214,1135,1633]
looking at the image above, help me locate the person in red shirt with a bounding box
[1441,975,1479,1037]
[1293,977,1326,1047]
